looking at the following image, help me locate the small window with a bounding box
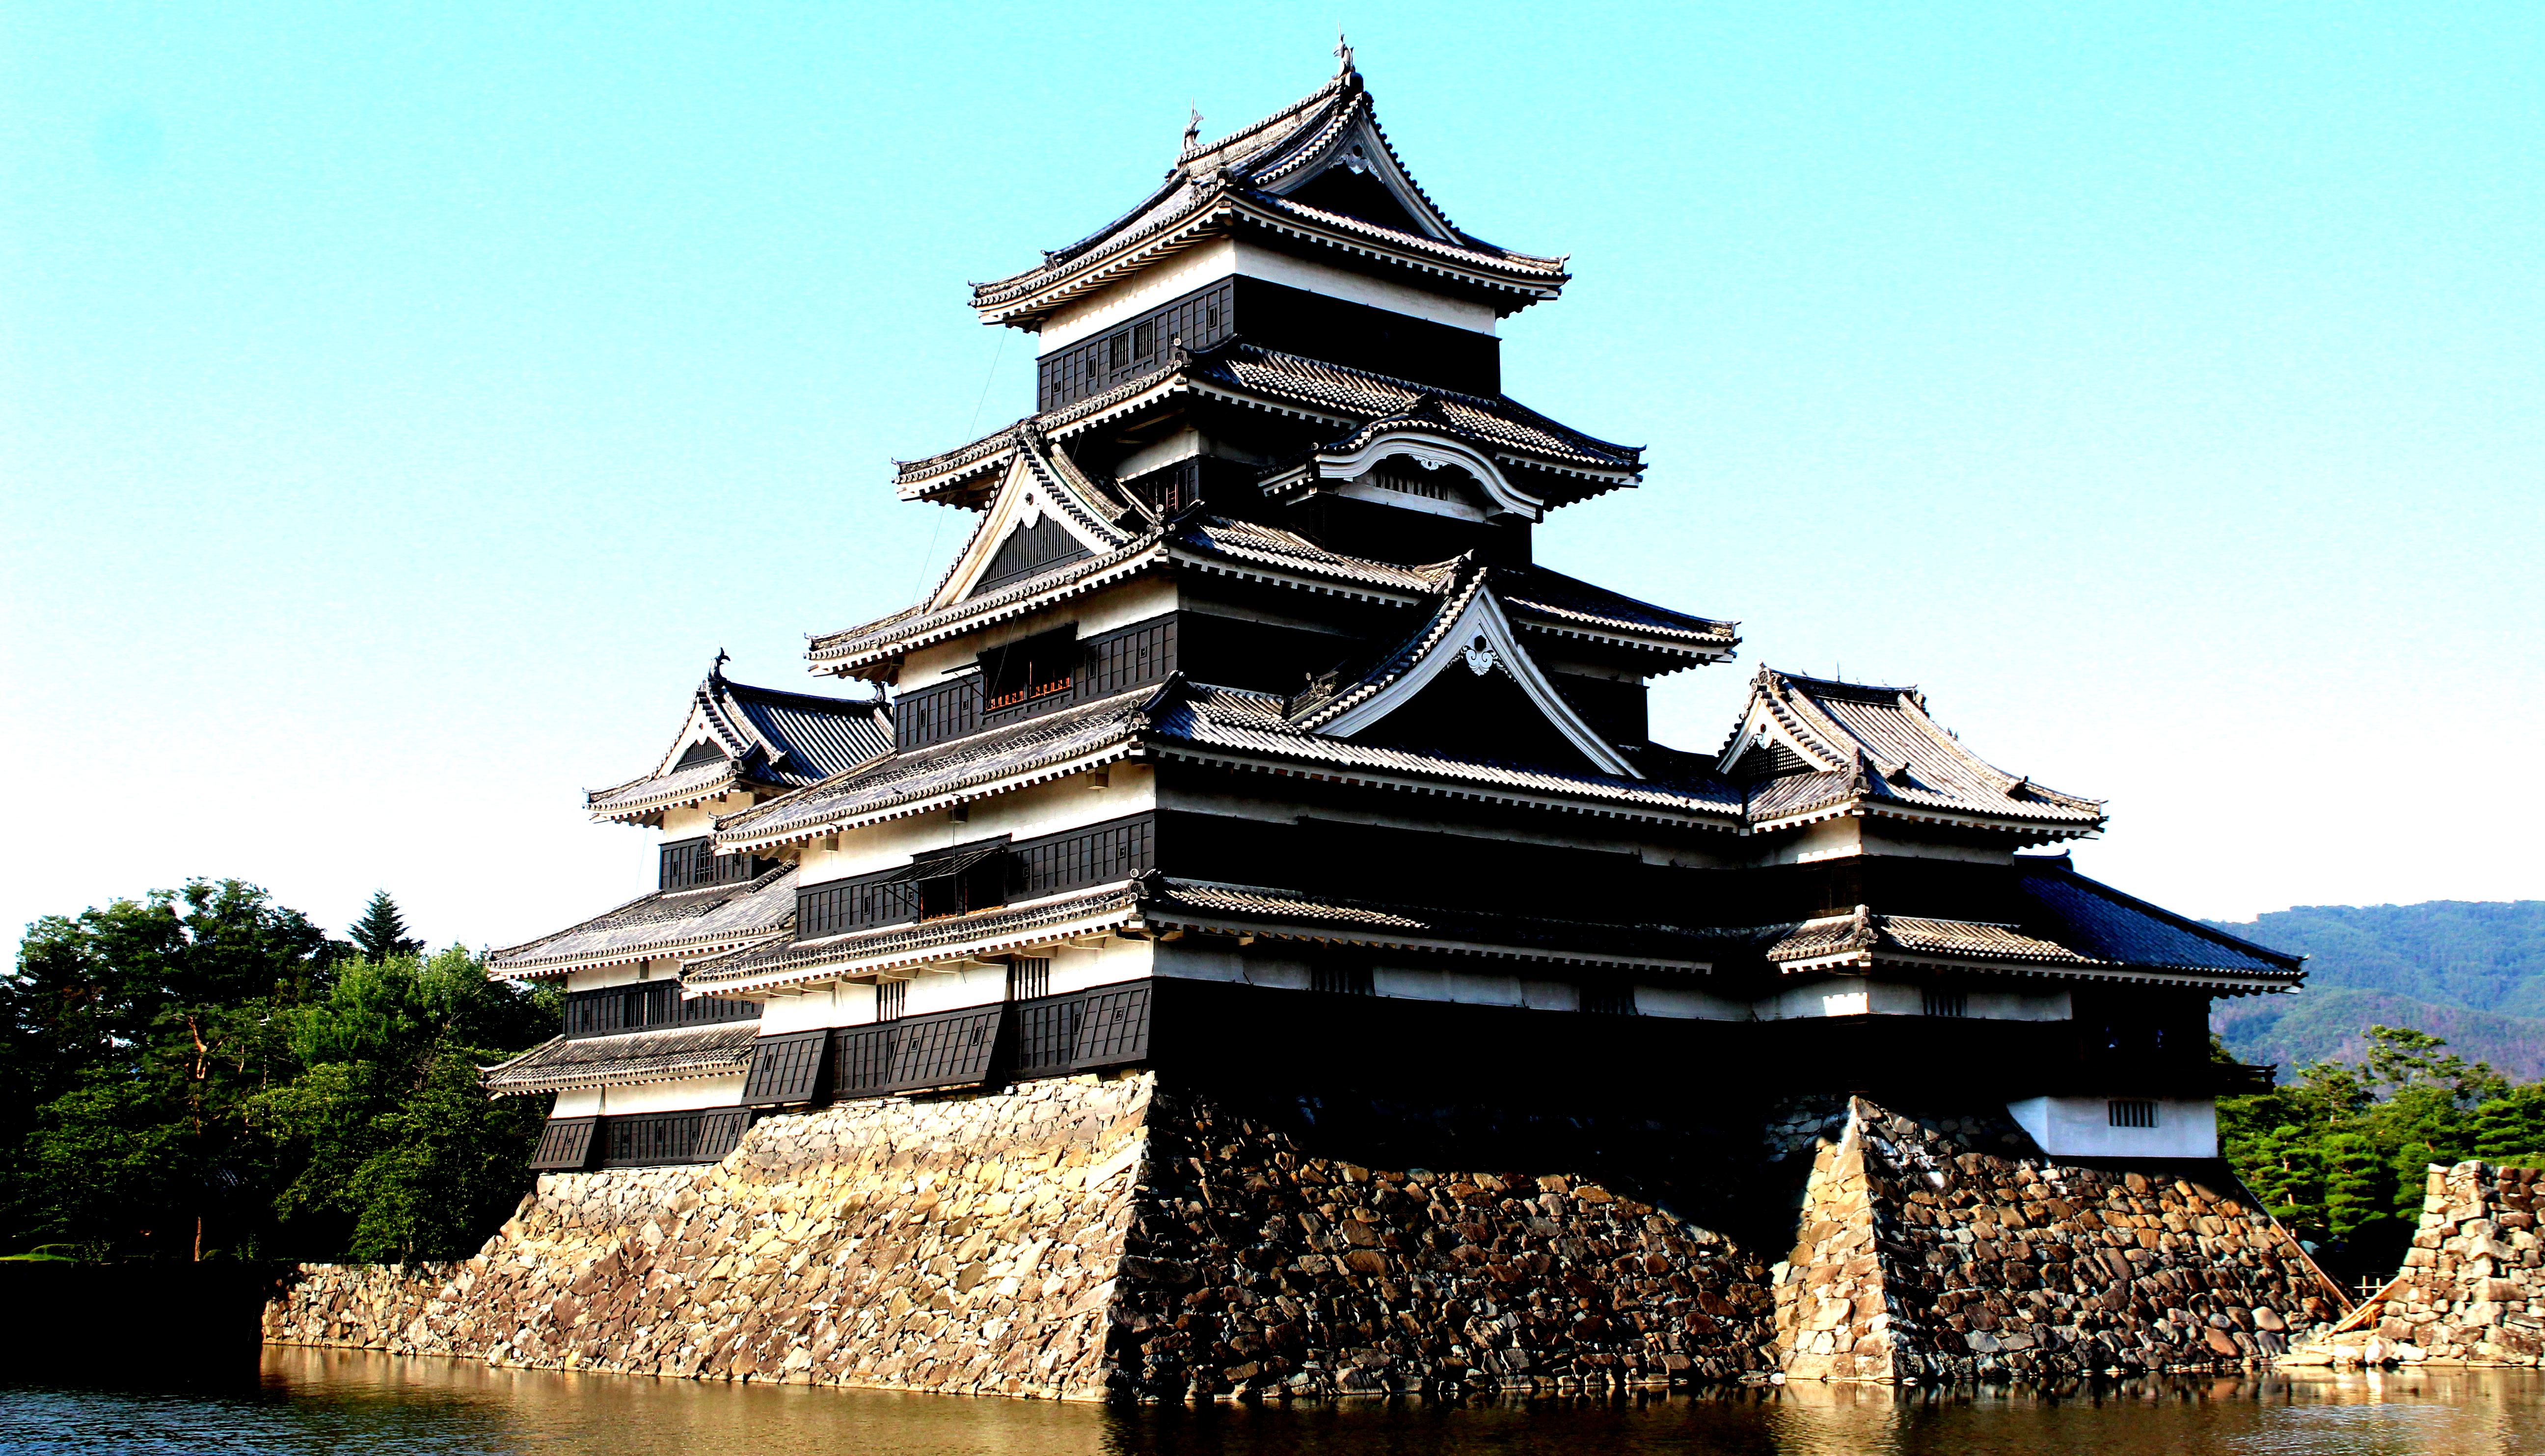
[1311,962,1374,996]
[876,980,907,1023]
[1582,985,1639,1016]
[1007,957,1051,1002]
[1132,320,1156,358]
[980,627,1079,712]
[1922,989,1968,1019]
[2109,1099,2158,1129]
[1107,331,1130,371]
[1204,301,1221,334]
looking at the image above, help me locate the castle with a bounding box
[268,55,2342,1396]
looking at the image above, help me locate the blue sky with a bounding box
[4,2,2539,951]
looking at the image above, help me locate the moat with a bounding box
[8,1348,2542,1456]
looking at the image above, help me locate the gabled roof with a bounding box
[894,344,1642,510]
[921,423,1146,611]
[713,686,1166,854]
[486,865,799,981]
[1720,668,2106,840]
[1288,562,1641,776]
[586,662,892,825]
[971,59,1569,329]
[1489,566,1741,663]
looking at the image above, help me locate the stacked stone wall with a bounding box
[1104,1083,1776,1399]
[266,1072,1779,1400]
[1769,1097,2340,1381]
[268,1073,1152,1397]
[2294,1160,2545,1367]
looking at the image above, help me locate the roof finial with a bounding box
[712,647,730,679]
[1184,106,1202,148]
[1335,30,1354,74]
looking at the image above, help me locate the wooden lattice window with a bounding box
[1311,962,1374,997]
[1581,985,1639,1016]
[1922,988,1968,1019]
[2108,1099,2159,1129]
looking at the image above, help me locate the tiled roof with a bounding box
[1144,879,1715,969]
[2013,864,2303,977]
[480,1022,759,1095]
[685,886,1140,989]
[1727,867,2302,988]
[487,867,797,979]
[586,668,891,822]
[805,535,1166,669]
[1176,516,1454,595]
[896,345,1641,509]
[712,688,1161,852]
[1491,566,1740,655]
[1153,683,1746,823]
[972,67,1565,325]
[1194,348,1639,477]
[1731,669,2105,834]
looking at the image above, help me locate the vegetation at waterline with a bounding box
[2218,1023,2545,1278]
[2,880,554,1262]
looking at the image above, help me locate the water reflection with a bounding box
[1,1348,2539,1456]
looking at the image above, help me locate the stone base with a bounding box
[265,1070,1779,1399]
[2282,1160,2545,1368]
[1768,1096,2341,1381]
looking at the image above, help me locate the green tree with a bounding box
[2,880,336,1258]
[254,948,554,1260]
[348,891,424,961]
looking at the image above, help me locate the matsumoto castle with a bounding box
[484,53,2299,1181]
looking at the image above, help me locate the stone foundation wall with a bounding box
[268,1073,1151,1397]
[1103,1083,1776,1399]
[266,1072,1779,1400]
[2297,1160,2545,1367]
[1770,1097,2341,1381]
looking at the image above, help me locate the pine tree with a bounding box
[348,891,423,961]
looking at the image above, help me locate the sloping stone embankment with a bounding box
[2288,1160,2545,1367]
[1771,1097,2341,1381]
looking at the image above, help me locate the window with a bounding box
[980,628,1078,713]
[1311,962,1374,996]
[1132,319,1157,358]
[1922,988,1968,1019]
[1007,957,1051,1001]
[876,980,907,1022]
[1107,331,1130,371]
[2109,1099,2159,1129]
[1581,985,1639,1016]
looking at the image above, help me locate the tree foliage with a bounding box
[2,880,554,1262]
[348,890,425,962]
[2220,1024,2545,1281]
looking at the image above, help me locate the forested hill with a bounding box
[2208,901,2545,1077]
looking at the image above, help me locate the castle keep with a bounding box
[269,55,2342,1396]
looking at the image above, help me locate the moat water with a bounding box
[7,1348,2544,1455]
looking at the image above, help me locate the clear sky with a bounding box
[4,2,2539,953]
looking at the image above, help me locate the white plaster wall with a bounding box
[1036,237,1500,351]
[795,766,1159,884]
[550,1087,601,1117]
[661,794,753,840]
[1048,936,1154,994]
[896,579,1182,691]
[2007,1096,2218,1159]
[756,982,872,1033]
[904,963,1012,1016]
[597,1075,748,1116]
[1751,819,2022,867]
[1633,984,1749,1021]
[563,957,677,993]
[1753,976,2070,1022]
